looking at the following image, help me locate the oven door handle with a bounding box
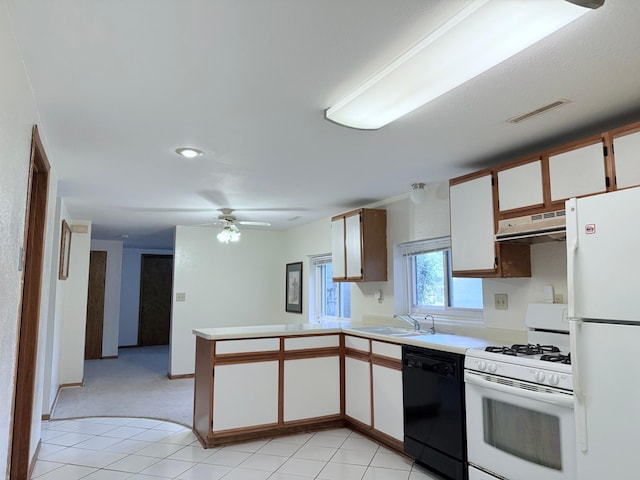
[464,371,574,408]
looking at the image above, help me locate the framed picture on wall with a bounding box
[285,262,303,313]
[59,220,71,280]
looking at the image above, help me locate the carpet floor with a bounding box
[51,345,193,427]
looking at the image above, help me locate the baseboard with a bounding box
[59,381,83,388]
[101,355,118,359]
[167,373,194,380]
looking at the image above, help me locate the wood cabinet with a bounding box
[547,136,607,203]
[343,335,404,449]
[450,172,531,278]
[610,123,640,189]
[213,362,279,431]
[331,208,387,282]
[371,341,403,442]
[194,334,343,448]
[496,158,544,214]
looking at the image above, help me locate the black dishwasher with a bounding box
[402,345,467,480]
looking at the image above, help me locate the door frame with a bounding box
[10,125,50,480]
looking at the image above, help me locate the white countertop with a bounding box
[193,322,496,355]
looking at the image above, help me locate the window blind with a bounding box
[397,236,451,256]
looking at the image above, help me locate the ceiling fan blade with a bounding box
[237,220,271,227]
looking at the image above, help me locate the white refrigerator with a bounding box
[566,186,640,480]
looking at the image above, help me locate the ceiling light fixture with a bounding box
[410,183,427,205]
[217,224,241,244]
[324,0,602,130]
[175,147,204,158]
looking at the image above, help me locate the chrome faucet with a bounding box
[394,314,436,334]
[394,314,421,332]
[425,314,435,334]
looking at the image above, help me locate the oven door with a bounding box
[464,370,576,480]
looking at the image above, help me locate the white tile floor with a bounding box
[31,417,445,480]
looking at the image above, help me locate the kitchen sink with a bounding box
[350,326,426,337]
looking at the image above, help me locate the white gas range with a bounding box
[464,303,576,480]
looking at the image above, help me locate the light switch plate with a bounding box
[495,293,508,310]
[176,292,186,302]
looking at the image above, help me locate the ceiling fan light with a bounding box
[217,226,241,244]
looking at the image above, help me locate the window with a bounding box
[397,237,483,317]
[310,255,351,321]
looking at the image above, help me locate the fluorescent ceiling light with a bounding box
[325,0,600,130]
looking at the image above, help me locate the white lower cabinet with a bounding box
[345,356,372,426]
[372,364,403,441]
[212,361,279,431]
[284,356,340,422]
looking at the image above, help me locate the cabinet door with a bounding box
[612,130,640,189]
[450,174,495,272]
[213,361,279,431]
[284,356,340,422]
[497,159,544,212]
[344,356,371,426]
[549,142,606,201]
[331,218,346,280]
[372,364,403,441]
[345,213,362,278]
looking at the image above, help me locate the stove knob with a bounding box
[535,371,546,383]
[477,360,487,371]
[488,362,497,373]
[549,374,560,386]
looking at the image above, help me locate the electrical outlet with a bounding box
[495,293,508,310]
[554,293,563,304]
[176,292,186,302]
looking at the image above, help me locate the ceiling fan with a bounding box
[205,209,271,244]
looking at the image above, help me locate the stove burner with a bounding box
[540,353,571,365]
[484,343,561,356]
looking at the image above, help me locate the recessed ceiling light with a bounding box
[175,147,204,158]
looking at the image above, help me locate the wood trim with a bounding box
[345,418,405,455]
[101,355,118,360]
[167,373,194,380]
[278,338,285,426]
[11,125,50,480]
[213,351,280,365]
[193,337,214,441]
[370,355,402,371]
[59,382,83,388]
[449,166,493,186]
[343,348,370,362]
[339,335,345,417]
[284,347,341,361]
[545,132,605,157]
[204,417,345,448]
[603,130,616,190]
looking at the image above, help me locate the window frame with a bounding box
[395,237,484,323]
[309,254,351,323]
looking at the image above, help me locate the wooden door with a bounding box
[138,254,173,346]
[85,250,106,359]
[11,126,50,480]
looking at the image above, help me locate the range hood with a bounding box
[495,210,566,242]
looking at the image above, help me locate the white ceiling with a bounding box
[7,0,640,249]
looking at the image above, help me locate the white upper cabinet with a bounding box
[331,208,387,282]
[612,129,640,189]
[497,159,544,212]
[450,174,495,272]
[344,213,362,278]
[548,141,607,201]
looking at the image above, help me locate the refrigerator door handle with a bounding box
[566,198,578,318]
[570,318,588,452]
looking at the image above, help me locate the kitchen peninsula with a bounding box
[192,323,495,452]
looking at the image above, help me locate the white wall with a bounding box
[58,221,92,385]
[170,226,286,375]
[119,247,173,347]
[90,239,123,357]
[0,2,42,476]
[41,198,69,418]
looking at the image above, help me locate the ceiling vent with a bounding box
[507,99,571,124]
